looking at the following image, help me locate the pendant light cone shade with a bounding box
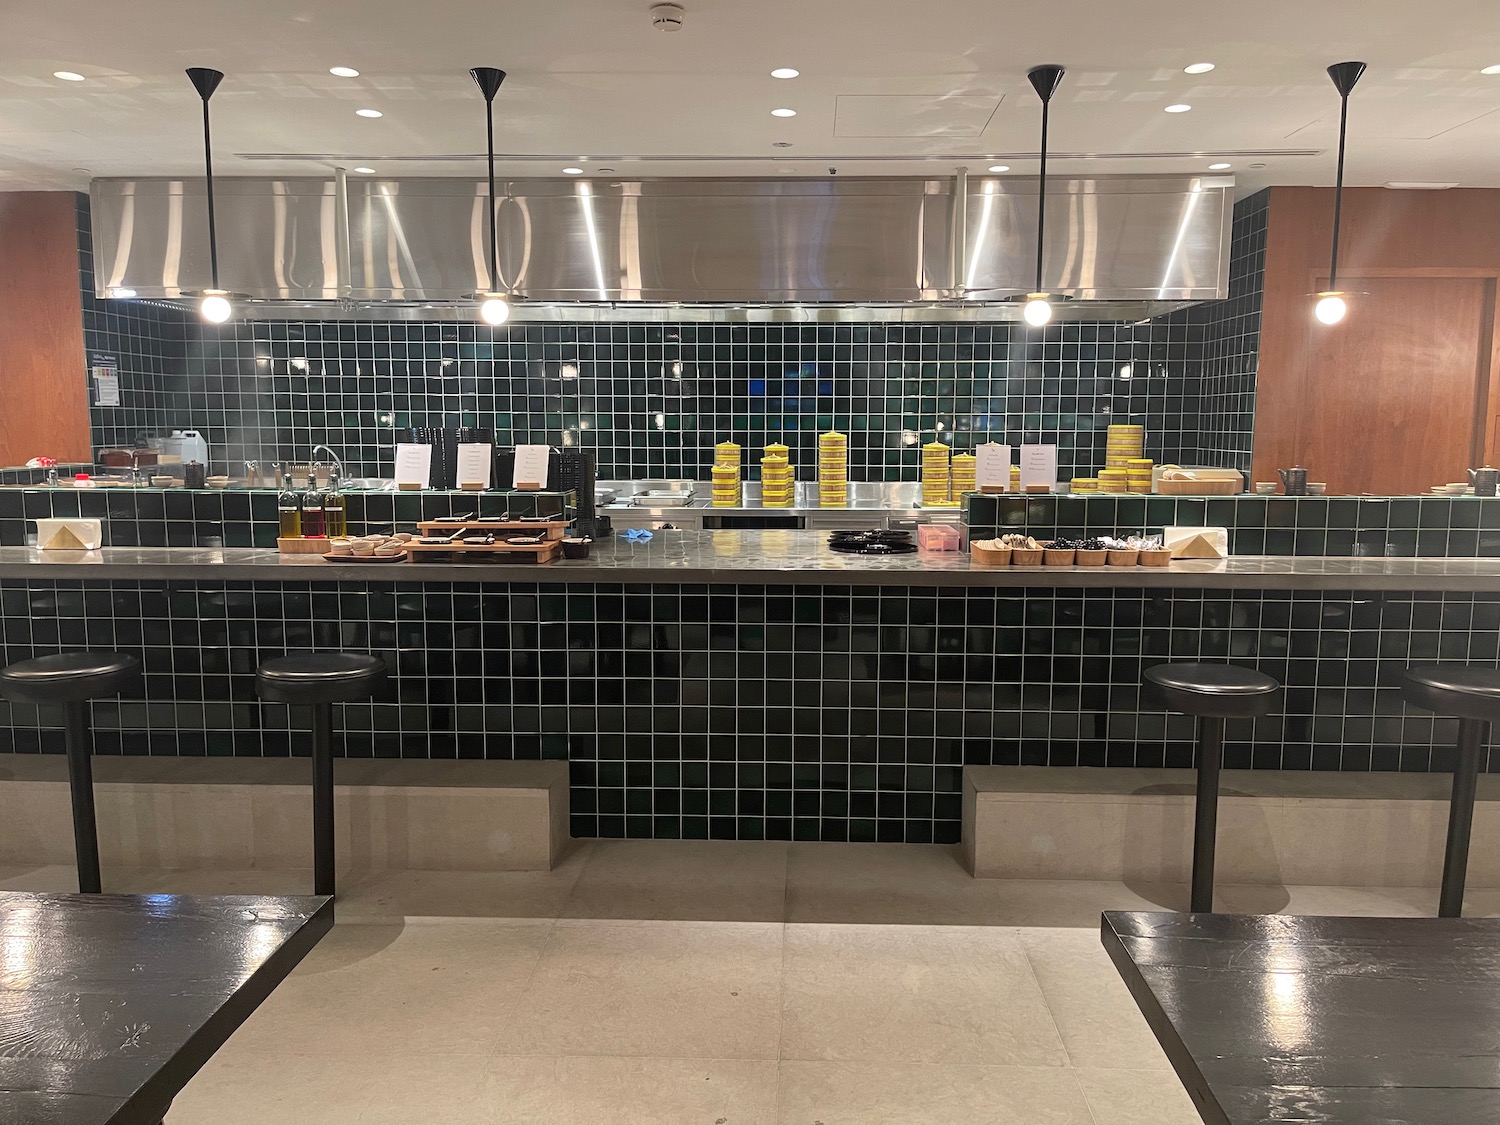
[469,67,510,326]
[186,68,229,324]
[1315,61,1366,327]
[1025,65,1065,329]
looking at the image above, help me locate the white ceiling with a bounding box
[3,0,1500,194]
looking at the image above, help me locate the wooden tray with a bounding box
[417,520,568,541]
[279,537,334,554]
[323,550,408,564]
[404,541,562,564]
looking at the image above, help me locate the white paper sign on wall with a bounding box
[975,443,1011,491]
[393,444,433,489]
[455,444,493,489]
[1018,444,1059,490]
[512,445,551,489]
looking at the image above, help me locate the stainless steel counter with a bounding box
[597,480,956,529]
[5,533,1500,590]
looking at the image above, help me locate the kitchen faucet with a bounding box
[311,445,344,486]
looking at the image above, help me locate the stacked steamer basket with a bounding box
[1105,425,1144,469]
[761,443,794,508]
[1071,477,1099,493]
[712,441,742,507]
[1127,457,1154,494]
[818,431,848,507]
[921,443,957,506]
[950,453,977,498]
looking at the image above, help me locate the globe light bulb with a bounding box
[199,291,232,323]
[479,295,510,326]
[1314,294,1348,325]
[1023,296,1053,327]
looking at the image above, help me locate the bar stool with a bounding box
[1144,662,1282,913]
[256,653,385,896]
[0,652,142,893]
[1400,666,1500,918]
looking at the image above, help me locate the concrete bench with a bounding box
[0,755,569,873]
[962,765,1500,889]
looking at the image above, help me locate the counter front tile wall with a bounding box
[0,575,1493,843]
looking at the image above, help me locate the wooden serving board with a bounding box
[417,520,569,541]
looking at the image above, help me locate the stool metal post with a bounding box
[309,702,335,897]
[62,700,102,894]
[1440,717,1487,918]
[1191,715,1226,914]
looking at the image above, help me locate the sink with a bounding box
[340,478,396,492]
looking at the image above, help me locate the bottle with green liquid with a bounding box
[277,463,301,538]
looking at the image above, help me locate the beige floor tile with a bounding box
[563,839,788,922]
[494,920,784,1059]
[227,918,554,1057]
[776,1061,1094,1125]
[993,878,1187,926]
[170,1048,381,1124]
[477,1055,778,1125]
[780,924,1066,1066]
[1216,882,1434,917]
[1073,1066,1202,1125]
[785,842,1014,925]
[1017,928,1172,1071]
[337,846,592,921]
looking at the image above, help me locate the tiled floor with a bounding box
[4,842,1495,1124]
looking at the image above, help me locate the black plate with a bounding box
[828,540,918,555]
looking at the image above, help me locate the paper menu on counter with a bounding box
[975,443,1011,491]
[393,443,433,489]
[455,443,493,489]
[1018,444,1059,490]
[512,445,551,489]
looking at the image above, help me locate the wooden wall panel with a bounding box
[0,192,89,467]
[1254,187,1500,493]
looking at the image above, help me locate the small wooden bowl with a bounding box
[1074,548,1108,567]
[1043,547,1076,566]
[1107,548,1140,567]
[1139,548,1173,568]
[1011,547,1044,566]
[970,542,1012,566]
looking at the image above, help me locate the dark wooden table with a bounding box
[0,891,332,1124]
[1102,910,1500,1124]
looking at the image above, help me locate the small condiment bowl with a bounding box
[1255,482,1276,494]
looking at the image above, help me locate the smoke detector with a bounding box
[651,3,685,31]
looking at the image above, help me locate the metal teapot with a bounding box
[1277,467,1309,496]
[1469,467,1499,497]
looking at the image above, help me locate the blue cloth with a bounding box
[623,529,654,543]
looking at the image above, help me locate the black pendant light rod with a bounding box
[1027,65,1065,293]
[1325,61,1366,293]
[186,68,225,290]
[470,67,507,293]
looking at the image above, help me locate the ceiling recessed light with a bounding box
[330,66,360,78]
[353,166,375,174]
[1184,62,1215,75]
[1164,103,1192,113]
[1208,162,1232,170]
[563,166,584,175]
[987,164,1010,172]
[771,107,797,117]
[355,108,383,118]
[53,71,86,82]
[771,68,800,79]
[1484,65,1500,75]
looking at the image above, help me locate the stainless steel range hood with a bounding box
[89,173,1232,321]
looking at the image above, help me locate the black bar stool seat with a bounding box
[1402,665,1500,918]
[1145,663,1281,914]
[0,652,142,893]
[257,653,387,705]
[257,653,385,897]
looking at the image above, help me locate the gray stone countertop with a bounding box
[1,532,1500,589]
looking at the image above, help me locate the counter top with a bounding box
[3,533,1500,589]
